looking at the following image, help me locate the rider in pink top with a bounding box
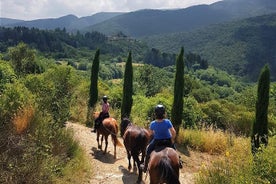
[92,96,110,133]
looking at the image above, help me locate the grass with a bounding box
[177,127,229,154]
[53,145,93,184]
[177,127,276,184]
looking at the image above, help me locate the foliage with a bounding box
[144,13,276,81]
[0,60,17,94]
[131,91,173,126]
[135,64,173,97]
[183,96,203,128]
[252,64,270,152]
[88,49,100,109]
[200,99,255,136]
[7,42,45,76]
[195,137,276,184]
[144,48,176,67]
[0,81,33,123]
[0,64,88,183]
[0,26,147,61]
[171,47,184,133]
[121,51,133,119]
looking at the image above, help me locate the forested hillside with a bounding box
[85,0,276,37]
[143,13,276,81]
[0,27,148,61]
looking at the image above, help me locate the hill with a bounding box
[85,0,276,37]
[1,12,123,32]
[2,0,276,37]
[142,13,276,81]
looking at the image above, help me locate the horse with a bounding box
[93,112,123,159]
[120,118,151,183]
[148,147,180,184]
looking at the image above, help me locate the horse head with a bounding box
[120,118,131,137]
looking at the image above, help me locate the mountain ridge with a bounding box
[2,0,276,36]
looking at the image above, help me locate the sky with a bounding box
[1,0,221,20]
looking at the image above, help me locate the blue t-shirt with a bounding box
[150,119,173,140]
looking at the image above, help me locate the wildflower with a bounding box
[225,151,230,157]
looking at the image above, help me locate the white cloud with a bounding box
[1,0,220,20]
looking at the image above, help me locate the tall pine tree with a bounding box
[171,47,184,134]
[251,64,270,153]
[87,49,100,126]
[121,51,133,119]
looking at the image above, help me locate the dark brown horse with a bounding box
[148,147,180,184]
[120,118,151,183]
[93,112,123,159]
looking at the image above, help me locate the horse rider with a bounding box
[140,104,183,172]
[92,95,110,133]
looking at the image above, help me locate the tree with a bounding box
[121,51,133,119]
[87,49,100,126]
[171,47,184,134]
[8,42,39,76]
[251,64,270,153]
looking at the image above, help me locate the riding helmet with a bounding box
[102,95,108,100]
[155,104,165,118]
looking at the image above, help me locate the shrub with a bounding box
[195,136,276,184]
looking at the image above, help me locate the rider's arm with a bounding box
[148,129,154,137]
[169,127,176,143]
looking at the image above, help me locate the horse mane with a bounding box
[158,157,180,184]
[120,118,132,137]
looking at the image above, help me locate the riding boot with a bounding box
[92,121,99,133]
[140,155,150,173]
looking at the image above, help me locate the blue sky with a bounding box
[1,0,221,20]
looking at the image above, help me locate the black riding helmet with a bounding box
[102,95,108,102]
[155,104,165,119]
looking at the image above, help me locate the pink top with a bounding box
[102,102,109,113]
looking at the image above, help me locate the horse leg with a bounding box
[99,135,104,150]
[141,150,146,164]
[126,151,132,170]
[97,133,101,150]
[112,134,117,159]
[133,154,142,182]
[104,135,108,154]
[114,142,116,159]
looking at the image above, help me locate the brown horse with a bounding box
[120,118,151,183]
[93,112,123,159]
[148,147,180,184]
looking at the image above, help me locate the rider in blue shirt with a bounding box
[141,104,183,172]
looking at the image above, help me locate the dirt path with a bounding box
[66,122,210,184]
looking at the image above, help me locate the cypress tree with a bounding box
[121,51,133,119]
[251,64,270,153]
[171,47,184,134]
[87,49,100,126]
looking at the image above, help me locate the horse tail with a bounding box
[158,156,180,184]
[110,119,123,147]
[112,134,123,147]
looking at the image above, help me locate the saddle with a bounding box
[95,113,110,128]
[153,139,183,169]
[153,139,173,152]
